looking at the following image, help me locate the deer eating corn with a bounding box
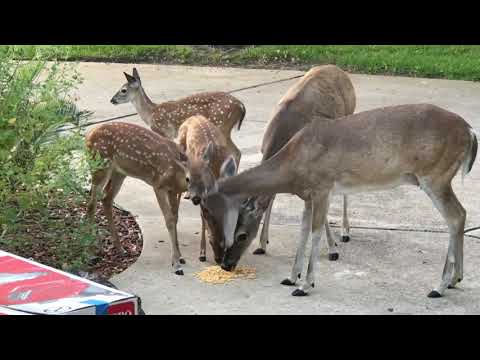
[194,266,256,284]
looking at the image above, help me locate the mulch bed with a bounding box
[88,202,143,279]
[1,197,143,282]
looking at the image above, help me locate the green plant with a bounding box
[0,46,101,271]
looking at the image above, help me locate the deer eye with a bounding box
[121,88,127,94]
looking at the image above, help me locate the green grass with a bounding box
[9,45,200,63]
[8,45,480,81]
[233,45,480,81]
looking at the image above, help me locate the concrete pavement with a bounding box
[73,62,480,314]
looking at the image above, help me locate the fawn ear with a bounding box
[220,155,237,179]
[132,68,141,82]
[124,72,139,87]
[202,142,214,165]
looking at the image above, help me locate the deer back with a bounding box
[261,65,356,160]
[86,122,187,191]
[153,92,246,139]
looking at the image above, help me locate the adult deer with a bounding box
[175,115,237,263]
[243,65,356,257]
[110,68,245,165]
[203,104,477,298]
[85,122,188,275]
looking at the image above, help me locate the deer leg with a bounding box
[86,167,112,221]
[325,220,339,261]
[253,196,275,255]
[199,215,207,262]
[102,172,126,254]
[281,200,312,286]
[168,191,185,265]
[87,167,113,254]
[168,191,181,216]
[421,181,466,298]
[341,195,351,242]
[154,188,184,275]
[293,192,330,296]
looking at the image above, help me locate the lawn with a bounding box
[8,45,480,81]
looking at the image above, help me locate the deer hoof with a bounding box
[292,289,308,297]
[427,290,442,298]
[253,248,266,255]
[175,269,184,276]
[341,235,350,243]
[448,285,456,289]
[328,253,339,261]
[281,279,296,286]
[199,256,206,262]
[179,258,186,265]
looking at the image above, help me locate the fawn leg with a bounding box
[102,172,126,254]
[155,188,184,275]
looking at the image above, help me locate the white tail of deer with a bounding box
[243,65,357,258]
[85,122,188,275]
[203,104,478,298]
[110,67,245,165]
[175,115,237,264]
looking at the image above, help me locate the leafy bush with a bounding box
[0,46,101,272]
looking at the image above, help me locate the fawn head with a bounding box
[111,68,142,105]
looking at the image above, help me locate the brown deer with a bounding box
[243,65,356,258]
[202,104,477,298]
[175,115,237,264]
[85,122,188,275]
[110,67,245,165]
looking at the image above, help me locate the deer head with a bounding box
[200,156,242,262]
[221,196,272,269]
[184,142,218,206]
[111,68,142,105]
[201,144,295,271]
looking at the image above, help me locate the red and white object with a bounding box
[0,250,140,315]
[0,305,31,315]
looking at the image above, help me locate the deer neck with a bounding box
[132,86,156,127]
[218,151,295,199]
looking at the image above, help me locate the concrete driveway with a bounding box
[74,62,480,314]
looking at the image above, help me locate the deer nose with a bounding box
[110,98,118,105]
[191,196,201,206]
[221,258,236,272]
[221,263,234,272]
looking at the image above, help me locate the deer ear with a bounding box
[124,72,138,86]
[220,155,237,178]
[202,142,214,164]
[132,68,141,82]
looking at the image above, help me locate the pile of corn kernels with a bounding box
[194,266,256,284]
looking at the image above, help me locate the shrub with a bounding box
[0,46,101,272]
